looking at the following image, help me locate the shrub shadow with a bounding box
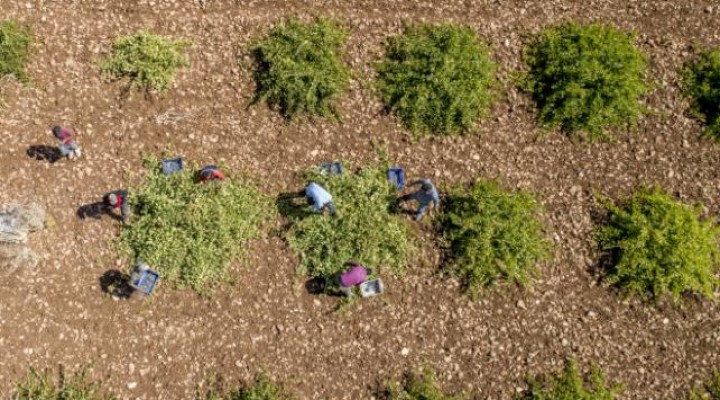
[99,269,134,298]
[588,203,612,283]
[26,145,61,163]
[77,202,122,222]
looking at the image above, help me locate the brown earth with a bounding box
[1,0,720,399]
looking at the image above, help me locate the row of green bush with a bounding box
[2,19,720,141]
[119,160,720,306]
[12,362,720,399]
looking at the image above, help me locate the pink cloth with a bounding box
[339,265,368,287]
[56,128,75,145]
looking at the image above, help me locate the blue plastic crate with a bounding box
[319,161,343,175]
[162,157,184,175]
[129,263,160,295]
[387,167,405,190]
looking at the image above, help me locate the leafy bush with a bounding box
[523,23,648,141]
[691,369,720,400]
[251,18,349,119]
[100,30,191,92]
[0,21,32,82]
[377,23,497,136]
[283,164,414,282]
[683,49,720,140]
[518,360,621,400]
[198,374,292,400]
[441,180,550,297]
[13,367,115,400]
[597,187,720,302]
[387,368,465,400]
[120,157,272,293]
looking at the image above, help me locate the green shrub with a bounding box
[283,164,414,282]
[13,367,115,400]
[100,30,191,93]
[683,49,720,140]
[691,369,720,400]
[441,180,550,297]
[518,361,621,400]
[120,157,272,293]
[387,368,465,400]
[597,187,720,302]
[523,23,648,141]
[377,23,497,136]
[198,374,292,400]
[0,21,32,82]
[251,18,349,119]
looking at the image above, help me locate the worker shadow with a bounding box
[26,145,62,164]
[304,277,326,295]
[99,269,134,299]
[77,202,122,222]
[276,192,313,221]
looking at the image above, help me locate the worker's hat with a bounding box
[107,193,119,206]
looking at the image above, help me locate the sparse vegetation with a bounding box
[387,368,465,400]
[597,187,720,302]
[100,30,191,92]
[251,18,349,119]
[441,180,551,297]
[283,164,414,283]
[691,369,720,400]
[198,374,292,400]
[523,22,648,141]
[377,23,497,136]
[518,360,621,400]
[0,20,32,82]
[119,157,272,293]
[683,49,720,140]
[13,367,115,400]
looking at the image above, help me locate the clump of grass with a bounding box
[100,30,191,93]
[387,368,465,400]
[691,369,720,400]
[597,187,720,302]
[377,23,497,136]
[683,49,720,140]
[523,22,648,141]
[120,157,272,293]
[441,180,551,297]
[198,373,292,400]
[251,18,349,119]
[518,360,622,400]
[0,21,32,82]
[283,164,414,282]
[13,367,115,400]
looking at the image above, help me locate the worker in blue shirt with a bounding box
[400,179,439,220]
[304,182,336,215]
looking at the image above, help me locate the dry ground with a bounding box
[1,0,720,399]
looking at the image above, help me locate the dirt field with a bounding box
[1,0,720,399]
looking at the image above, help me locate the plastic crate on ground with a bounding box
[319,161,343,175]
[129,262,160,295]
[359,278,384,298]
[161,157,184,175]
[387,167,405,190]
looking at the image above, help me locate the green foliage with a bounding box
[100,30,191,92]
[691,369,720,400]
[523,23,648,141]
[387,368,465,400]
[377,23,497,136]
[251,18,349,119]
[518,361,621,400]
[597,187,720,302]
[683,49,720,140]
[0,21,32,82]
[283,164,414,282]
[120,157,272,293]
[13,367,115,400]
[198,374,292,400]
[441,180,550,297]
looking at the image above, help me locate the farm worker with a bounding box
[104,190,130,222]
[400,179,440,220]
[198,165,226,182]
[336,262,370,297]
[51,125,81,160]
[304,182,336,215]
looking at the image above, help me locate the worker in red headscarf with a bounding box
[198,165,226,183]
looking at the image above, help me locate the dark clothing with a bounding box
[104,190,130,220]
[401,179,440,219]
